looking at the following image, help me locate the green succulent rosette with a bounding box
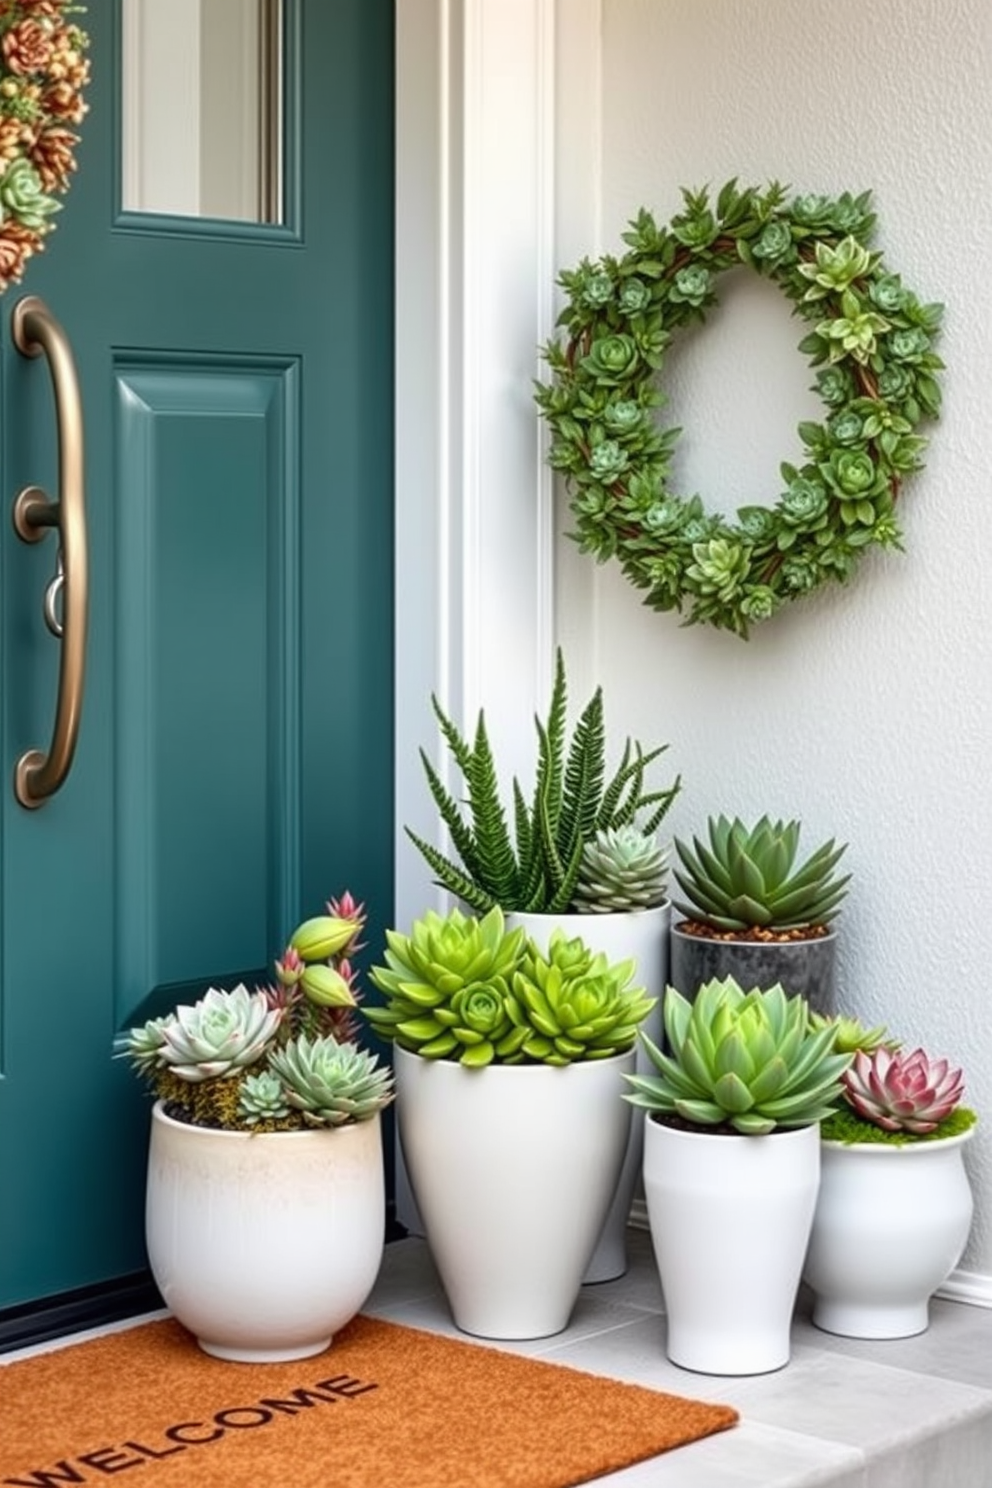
[673,814,849,932]
[366,908,654,1067]
[535,180,944,637]
[624,977,852,1135]
[0,158,60,232]
[503,930,655,1067]
[366,905,528,1063]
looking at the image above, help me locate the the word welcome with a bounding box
[5,1372,378,1486]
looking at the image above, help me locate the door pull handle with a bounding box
[10,294,88,808]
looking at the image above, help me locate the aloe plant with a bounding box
[623,976,852,1135]
[407,648,680,914]
[673,815,849,932]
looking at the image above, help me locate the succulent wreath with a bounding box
[534,180,944,637]
[0,0,90,295]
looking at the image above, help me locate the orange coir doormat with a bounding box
[1,1314,737,1488]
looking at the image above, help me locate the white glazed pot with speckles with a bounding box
[146,1101,385,1362]
[395,1045,633,1340]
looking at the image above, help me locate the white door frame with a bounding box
[394,0,603,933]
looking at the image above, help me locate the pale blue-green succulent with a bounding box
[122,1016,171,1073]
[154,984,282,1082]
[266,1034,394,1127]
[570,825,668,913]
[238,1069,291,1125]
[624,976,852,1135]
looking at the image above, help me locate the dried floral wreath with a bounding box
[0,0,89,295]
[535,181,944,637]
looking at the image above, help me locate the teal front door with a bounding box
[0,0,394,1327]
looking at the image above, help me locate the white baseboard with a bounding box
[936,1269,992,1309]
[629,1198,650,1231]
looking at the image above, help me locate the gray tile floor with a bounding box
[5,1228,991,1486]
[365,1227,992,1488]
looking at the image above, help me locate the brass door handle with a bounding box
[10,295,88,809]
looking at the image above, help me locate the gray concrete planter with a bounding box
[669,924,838,1016]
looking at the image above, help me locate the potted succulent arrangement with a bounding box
[119,892,394,1364]
[623,975,852,1376]
[802,1016,977,1341]
[407,647,681,1280]
[669,815,850,1015]
[365,903,654,1340]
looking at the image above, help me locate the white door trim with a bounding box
[394,0,578,938]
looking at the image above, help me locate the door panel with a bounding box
[114,359,300,1014]
[0,0,394,1316]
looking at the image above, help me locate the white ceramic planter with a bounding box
[507,903,669,1281]
[642,1115,820,1375]
[803,1128,976,1339]
[146,1102,386,1362]
[395,1044,633,1339]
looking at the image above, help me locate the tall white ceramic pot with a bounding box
[506,903,669,1281]
[642,1116,820,1375]
[802,1128,975,1339]
[146,1102,386,1362]
[394,1045,633,1339]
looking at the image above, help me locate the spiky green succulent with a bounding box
[152,984,283,1082]
[505,931,654,1065]
[365,906,653,1066]
[673,815,849,932]
[570,825,669,912]
[809,1011,893,1055]
[406,648,680,914]
[366,905,528,1062]
[266,1035,395,1127]
[624,976,852,1135]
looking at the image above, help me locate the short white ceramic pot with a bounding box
[802,1128,975,1339]
[642,1116,820,1375]
[506,904,669,1282]
[395,1044,633,1339]
[146,1102,386,1362]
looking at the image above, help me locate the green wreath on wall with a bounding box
[534,181,944,638]
[0,2,90,296]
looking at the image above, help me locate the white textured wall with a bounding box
[555,0,992,1278]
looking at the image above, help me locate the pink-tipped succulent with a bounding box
[274,945,306,987]
[843,1046,965,1135]
[327,890,367,954]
